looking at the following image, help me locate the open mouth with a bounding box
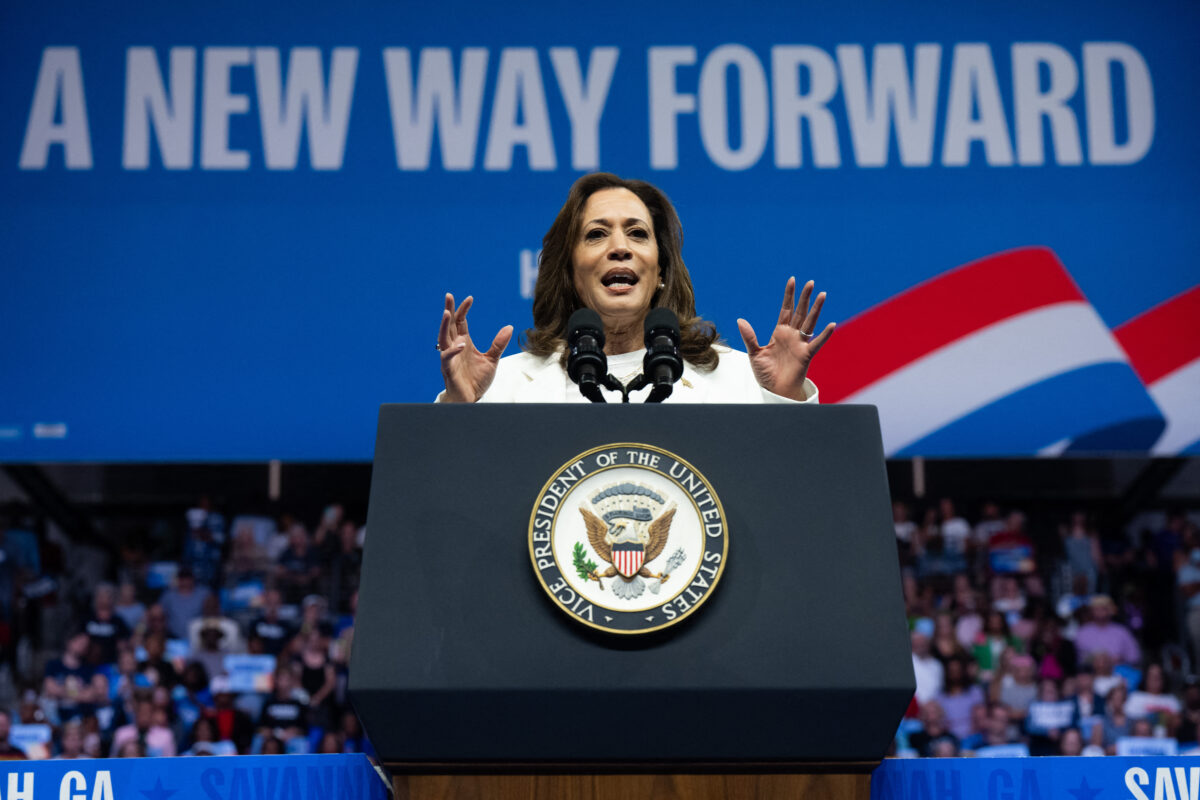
[601,269,639,288]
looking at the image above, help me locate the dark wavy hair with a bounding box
[522,173,720,370]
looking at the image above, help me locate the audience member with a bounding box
[939,499,972,556]
[1090,651,1124,699]
[894,501,917,549]
[137,633,180,690]
[978,704,1022,751]
[159,569,211,642]
[295,632,337,729]
[1075,595,1141,666]
[275,526,320,605]
[326,520,363,613]
[135,603,170,649]
[1029,618,1077,681]
[1056,574,1092,624]
[1061,512,1103,594]
[192,621,232,679]
[1100,684,1133,747]
[931,612,969,663]
[113,581,147,632]
[999,654,1039,722]
[182,514,223,589]
[972,502,1007,550]
[248,589,293,656]
[258,668,308,744]
[1177,545,1200,668]
[911,632,944,706]
[972,611,1015,679]
[42,630,103,724]
[110,696,177,757]
[55,720,85,759]
[907,700,956,757]
[1025,678,1075,755]
[1058,727,1085,756]
[958,702,991,752]
[188,594,243,654]
[85,583,132,666]
[0,710,26,760]
[1066,669,1105,720]
[172,662,213,731]
[207,676,254,754]
[935,657,985,740]
[1124,663,1181,733]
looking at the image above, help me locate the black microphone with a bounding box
[642,308,683,403]
[566,308,618,403]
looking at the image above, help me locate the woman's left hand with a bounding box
[737,277,835,401]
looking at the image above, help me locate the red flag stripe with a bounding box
[1113,285,1200,385]
[809,247,1085,403]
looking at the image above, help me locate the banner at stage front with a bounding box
[873,755,1200,800]
[0,753,390,799]
[1,0,1197,460]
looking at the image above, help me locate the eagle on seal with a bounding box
[579,505,676,600]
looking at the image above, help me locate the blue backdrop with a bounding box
[2,0,1197,460]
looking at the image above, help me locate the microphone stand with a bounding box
[624,374,673,403]
[578,373,626,403]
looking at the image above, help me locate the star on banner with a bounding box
[1067,777,1102,800]
[141,777,177,800]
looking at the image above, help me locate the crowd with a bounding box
[897,500,1200,758]
[0,492,1197,761]
[0,501,369,760]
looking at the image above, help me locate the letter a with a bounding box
[20,47,93,169]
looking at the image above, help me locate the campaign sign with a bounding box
[2,0,1197,460]
[0,754,389,800]
[1026,700,1076,733]
[7,723,52,759]
[222,654,276,693]
[1116,736,1179,757]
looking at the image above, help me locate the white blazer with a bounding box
[448,345,819,404]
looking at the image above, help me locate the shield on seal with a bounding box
[611,541,645,578]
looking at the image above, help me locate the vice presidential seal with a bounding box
[529,443,728,634]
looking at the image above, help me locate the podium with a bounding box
[350,404,913,799]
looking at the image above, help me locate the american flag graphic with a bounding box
[1114,285,1200,455]
[612,542,645,579]
[810,248,1174,456]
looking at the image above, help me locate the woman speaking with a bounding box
[436,172,835,404]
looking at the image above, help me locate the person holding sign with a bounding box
[436,173,834,404]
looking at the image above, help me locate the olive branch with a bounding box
[573,541,601,586]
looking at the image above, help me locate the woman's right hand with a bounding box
[438,293,513,403]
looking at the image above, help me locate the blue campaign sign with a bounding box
[0,753,390,799]
[2,0,1197,459]
[872,756,1200,800]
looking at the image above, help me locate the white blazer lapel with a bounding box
[513,355,570,402]
[673,361,708,403]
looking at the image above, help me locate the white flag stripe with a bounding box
[844,302,1129,454]
[1149,356,1200,455]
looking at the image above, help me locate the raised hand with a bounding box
[438,293,513,403]
[736,278,835,401]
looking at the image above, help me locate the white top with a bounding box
[912,654,945,705]
[941,517,972,554]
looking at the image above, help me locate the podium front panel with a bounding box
[350,404,913,765]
